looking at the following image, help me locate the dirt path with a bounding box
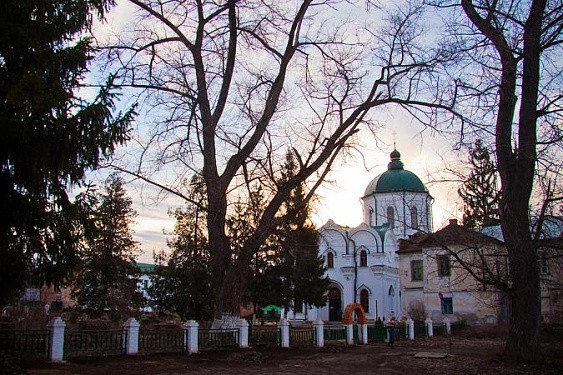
[24,335,562,375]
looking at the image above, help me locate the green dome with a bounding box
[364,150,427,195]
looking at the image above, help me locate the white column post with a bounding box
[444,318,451,335]
[407,318,415,340]
[313,320,324,348]
[123,318,140,355]
[360,323,368,344]
[48,316,66,362]
[345,324,354,345]
[426,318,433,337]
[183,320,199,354]
[237,319,249,348]
[279,318,290,348]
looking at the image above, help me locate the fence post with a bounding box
[444,318,451,335]
[426,318,433,337]
[360,323,368,344]
[237,319,249,348]
[313,320,324,348]
[345,324,354,345]
[183,320,199,354]
[123,318,140,355]
[279,318,290,348]
[48,316,66,362]
[407,318,415,340]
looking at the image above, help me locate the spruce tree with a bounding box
[458,140,501,230]
[246,151,330,313]
[74,174,143,316]
[0,0,135,304]
[149,176,213,321]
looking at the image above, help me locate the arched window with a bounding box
[359,250,368,267]
[388,285,395,296]
[327,252,334,269]
[369,208,374,226]
[411,206,418,229]
[387,206,394,228]
[360,289,369,312]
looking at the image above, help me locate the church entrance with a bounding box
[328,287,342,321]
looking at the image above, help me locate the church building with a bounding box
[291,149,433,321]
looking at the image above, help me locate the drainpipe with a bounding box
[346,231,358,304]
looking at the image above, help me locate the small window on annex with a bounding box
[359,250,368,267]
[441,297,453,314]
[411,260,423,281]
[437,255,451,277]
[360,289,369,312]
[327,252,334,269]
[387,206,395,228]
[410,206,418,229]
[539,255,550,275]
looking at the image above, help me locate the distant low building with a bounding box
[137,262,155,312]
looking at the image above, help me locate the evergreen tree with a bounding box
[246,151,330,313]
[277,151,330,312]
[0,0,135,304]
[458,140,501,230]
[74,174,143,316]
[149,176,213,321]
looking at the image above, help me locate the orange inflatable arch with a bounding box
[341,303,368,324]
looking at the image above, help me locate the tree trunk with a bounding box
[503,231,541,359]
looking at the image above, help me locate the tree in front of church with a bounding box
[73,174,143,317]
[458,140,500,230]
[149,176,213,321]
[430,0,561,359]
[106,1,459,320]
[0,0,135,305]
[246,151,330,315]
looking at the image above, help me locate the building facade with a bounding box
[293,149,433,322]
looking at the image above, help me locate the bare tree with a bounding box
[426,0,562,360]
[101,0,457,322]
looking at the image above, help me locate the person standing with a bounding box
[386,317,397,348]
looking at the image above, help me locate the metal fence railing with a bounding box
[433,323,447,336]
[367,326,386,342]
[249,327,279,346]
[289,327,315,346]
[0,330,50,358]
[414,322,427,337]
[64,330,127,358]
[139,329,184,353]
[198,329,238,351]
[324,326,346,341]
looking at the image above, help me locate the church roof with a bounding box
[363,149,427,196]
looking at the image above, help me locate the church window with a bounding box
[437,255,451,277]
[360,289,369,312]
[359,250,368,267]
[327,252,334,269]
[369,208,374,225]
[410,206,418,229]
[441,297,453,314]
[411,260,423,281]
[386,206,394,228]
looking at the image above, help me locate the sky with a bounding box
[89,1,466,264]
[128,115,464,264]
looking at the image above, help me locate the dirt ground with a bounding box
[17,327,563,375]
